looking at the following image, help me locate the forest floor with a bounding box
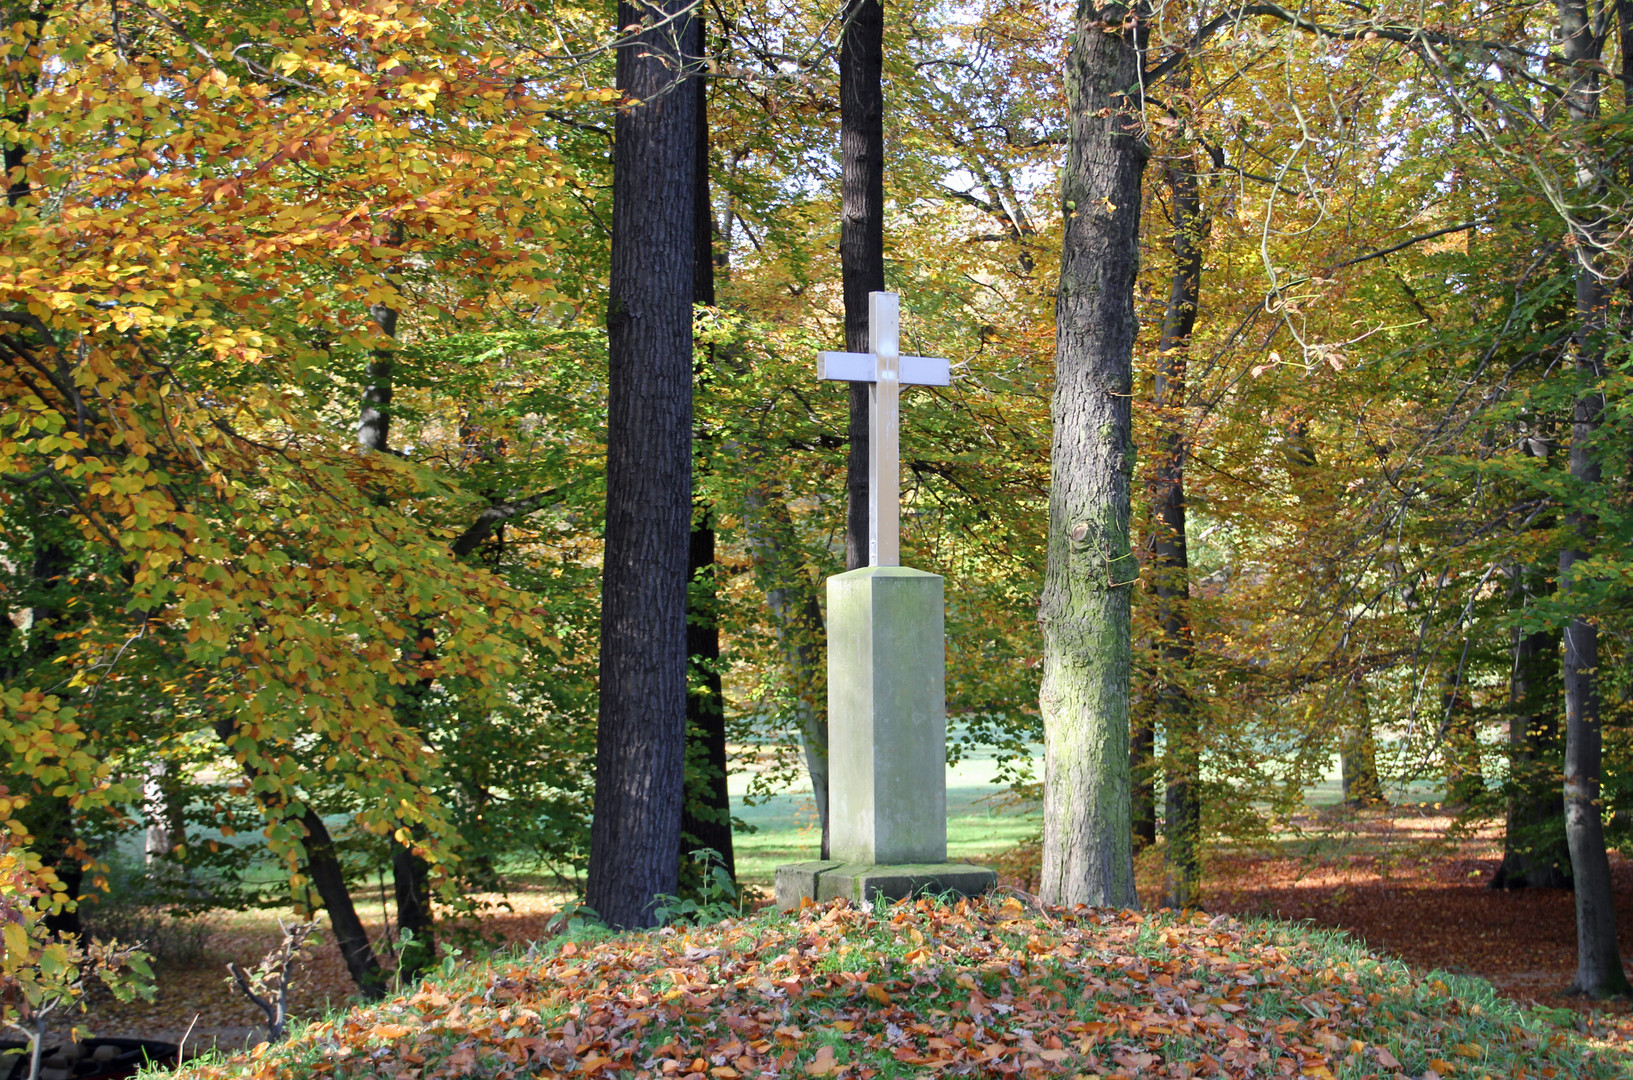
[65,802,1633,1058]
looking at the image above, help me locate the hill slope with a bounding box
[173,895,1626,1079]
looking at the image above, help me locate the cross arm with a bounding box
[816,352,951,386]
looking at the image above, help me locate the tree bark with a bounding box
[740,474,829,847]
[213,719,387,998]
[587,0,698,930]
[1555,0,1630,999]
[1494,614,1569,889]
[1153,148,1201,911]
[680,43,735,888]
[355,248,437,981]
[1340,674,1382,807]
[840,0,885,576]
[1038,0,1145,910]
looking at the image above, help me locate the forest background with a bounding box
[5,0,1633,1029]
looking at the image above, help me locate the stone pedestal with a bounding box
[774,566,995,909]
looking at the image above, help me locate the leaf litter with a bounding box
[173,895,1626,1080]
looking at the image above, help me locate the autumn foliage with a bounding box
[172,895,1618,1080]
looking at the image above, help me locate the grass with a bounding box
[729,744,1041,884]
[160,895,1631,1080]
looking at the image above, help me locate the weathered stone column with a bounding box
[774,567,995,908]
[828,566,947,863]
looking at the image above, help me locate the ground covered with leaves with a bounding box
[163,895,1623,1080]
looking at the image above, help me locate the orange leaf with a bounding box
[804,1045,837,1077]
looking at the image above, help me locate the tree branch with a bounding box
[450,489,562,558]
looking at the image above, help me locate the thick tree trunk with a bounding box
[840,0,885,577]
[1038,0,1145,910]
[1556,0,1630,999]
[1494,618,1569,889]
[587,0,698,930]
[679,28,735,890]
[1154,151,1201,911]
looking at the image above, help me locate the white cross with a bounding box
[817,292,950,567]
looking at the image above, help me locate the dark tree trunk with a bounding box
[680,38,735,889]
[1,5,45,207]
[1154,149,1201,910]
[391,845,434,981]
[827,0,885,863]
[1442,656,1485,805]
[1129,725,1155,850]
[357,263,437,982]
[214,719,387,998]
[587,0,698,930]
[302,809,388,999]
[840,0,886,571]
[1494,618,1569,889]
[1037,0,1145,910]
[1340,678,1382,807]
[1556,0,1630,999]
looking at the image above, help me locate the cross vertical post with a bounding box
[868,292,900,567]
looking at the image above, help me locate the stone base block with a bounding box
[773,860,995,911]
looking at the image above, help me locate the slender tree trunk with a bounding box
[213,720,387,997]
[1495,614,1569,889]
[1,5,45,207]
[1038,0,1146,910]
[739,477,829,844]
[679,21,735,891]
[1129,725,1155,850]
[1154,148,1201,910]
[587,0,699,930]
[828,0,885,862]
[680,70,735,881]
[1556,0,1630,999]
[357,249,437,981]
[1441,655,1484,805]
[840,0,885,573]
[1340,676,1382,807]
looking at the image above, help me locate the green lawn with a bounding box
[726,747,1040,884]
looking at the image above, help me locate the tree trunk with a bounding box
[214,719,387,997]
[1441,654,1485,805]
[840,0,885,574]
[587,0,699,930]
[302,808,388,998]
[1494,617,1569,889]
[1556,0,1630,999]
[1129,724,1155,850]
[679,22,735,892]
[357,255,437,980]
[1154,148,1201,911]
[740,473,830,846]
[1340,676,1382,807]
[1038,0,1145,910]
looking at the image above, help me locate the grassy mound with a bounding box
[172,895,1624,1079]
